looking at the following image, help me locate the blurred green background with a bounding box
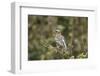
[28,15,88,60]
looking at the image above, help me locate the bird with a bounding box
[54,29,67,50]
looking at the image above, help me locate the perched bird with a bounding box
[55,29,67,50]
